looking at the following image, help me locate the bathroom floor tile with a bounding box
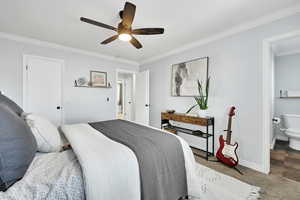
[288,151,300,160]
[284,157,300,170]
[270,165,285,176]
[270,140,300,184]
[282,168,300,182]
[270,159,284,166]
[270,150,287,161]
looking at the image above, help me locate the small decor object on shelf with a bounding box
[77,77,88,86]
[90,71,107,87]
[178,195,200,200]
[186,77,210,117]
[166,109,175,114]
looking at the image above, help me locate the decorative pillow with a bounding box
[0,104,37,191]
[24,114,63,153]
[0,93,23,116]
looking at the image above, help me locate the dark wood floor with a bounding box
[270,140,300,182]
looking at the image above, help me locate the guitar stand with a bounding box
[208,159,244,175]
[232,166,243,175]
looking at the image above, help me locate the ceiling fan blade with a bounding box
[130,36,142,49]
[122,2,136,28]
[132,28,164,35]
[101,35,118,44]
[80,17,117,31]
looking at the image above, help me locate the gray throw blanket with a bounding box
[89,120,187,200]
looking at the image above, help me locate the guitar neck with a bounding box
[226,117,232,144]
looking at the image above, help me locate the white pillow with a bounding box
[24,114,62,152]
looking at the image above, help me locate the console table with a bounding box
[161,112,215,160]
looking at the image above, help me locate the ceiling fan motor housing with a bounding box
[118,22,131,35]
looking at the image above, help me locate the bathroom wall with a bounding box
[274,53,300,140]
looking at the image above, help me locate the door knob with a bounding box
[56,106,61,110]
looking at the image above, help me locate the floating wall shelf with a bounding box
[74,85,112,89]
[279,97,300,99]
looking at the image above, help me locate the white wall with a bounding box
[274,53,300,140]
[140,14,300,171]
[0,37,138,124]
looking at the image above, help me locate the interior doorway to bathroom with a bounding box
[262,31,300,180]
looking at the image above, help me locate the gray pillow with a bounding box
[0,93,24,116]
[0,104,37,191]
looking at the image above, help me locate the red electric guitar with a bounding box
[216,106,239,167]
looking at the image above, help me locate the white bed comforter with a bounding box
[61,123,201,200]
[62,123,260,200]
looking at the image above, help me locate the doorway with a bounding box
[262,30,300,174]
[116,70,135,121]
[270,36,300,182]
[116,69,150,125]
[23,55,64,126]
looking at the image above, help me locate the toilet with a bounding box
[282,114,300,151]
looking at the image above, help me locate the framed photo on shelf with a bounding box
[90,71,107,87]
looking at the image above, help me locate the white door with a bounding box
[24,56,63,126]
[135,70,149,125]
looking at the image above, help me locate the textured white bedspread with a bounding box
[0,150,84,200]
[62,123,199,200]
[62,123,141,200]
[0,122,259,200]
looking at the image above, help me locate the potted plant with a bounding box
[186,77,210,117]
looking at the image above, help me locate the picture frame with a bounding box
[171,57,209,97]
[90,71,107,87]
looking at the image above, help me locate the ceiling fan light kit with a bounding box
[118,33,132,42]
[80,2,164,49]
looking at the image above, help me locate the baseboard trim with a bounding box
[276,135,289,141]
[270,137,276,150]
[239,159,265,174]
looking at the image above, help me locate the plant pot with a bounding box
[197,109,208,117]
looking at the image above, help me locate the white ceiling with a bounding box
[0,0,299,63]
[272,36,300,56]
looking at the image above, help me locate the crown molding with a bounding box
[0,32,139,67]
[276,49,300,57]
[141,4,300,65]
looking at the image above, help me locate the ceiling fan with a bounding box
[80,2,164,49]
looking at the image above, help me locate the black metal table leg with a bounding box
[212,118,215,156]
[206,124,209,160]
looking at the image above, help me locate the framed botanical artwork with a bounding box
[90,71,107,87]
[171,57,209,96]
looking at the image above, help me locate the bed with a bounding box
[0,94,260,200]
